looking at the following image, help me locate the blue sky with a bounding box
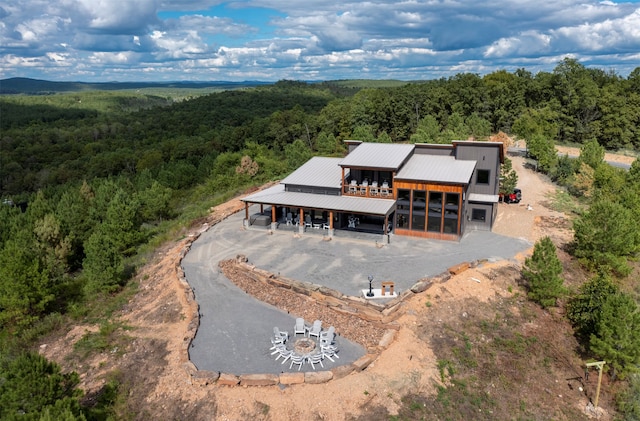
[1,0,639,82]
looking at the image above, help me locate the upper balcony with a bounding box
[342,178,395,199]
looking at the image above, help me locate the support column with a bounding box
[328,210,335,237]
[244,202,249,227]
[271,205,277,230]
[298,208,305,234]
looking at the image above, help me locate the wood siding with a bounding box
[394,181,464,239]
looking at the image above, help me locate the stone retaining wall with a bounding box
[175,205,481,387]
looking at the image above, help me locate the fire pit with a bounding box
[293,337,316,354]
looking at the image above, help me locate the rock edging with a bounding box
[175,205,481,387]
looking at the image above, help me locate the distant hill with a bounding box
[0,77,271,94]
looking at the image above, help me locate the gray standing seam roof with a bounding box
[338,143,415,170]
[242,184,396,216]
[468,193,499,203]
[281,157,345,189]
[395,155,476,184]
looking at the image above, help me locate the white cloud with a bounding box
[89,51,134,64]
[1,0,640,81]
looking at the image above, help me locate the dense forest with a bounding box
[1,58,640,419]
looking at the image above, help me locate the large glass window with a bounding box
[476,169,490,184]
[427,192,442,232]
[443,193,459,234]
[396,213,409,229]
[412,190,426,231]
[397,189,411,211]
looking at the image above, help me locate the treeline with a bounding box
[519,137,640,418]
[1,59,640,419]
[3,59,640,199]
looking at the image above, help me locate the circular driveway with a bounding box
[182,205,532,374]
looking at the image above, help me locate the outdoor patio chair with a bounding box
[349,179,358,194]
[380,181,390,197]
[270,337,285,349]
[308,320,322,338]
[274,326,288,343]
[294,318,306,336]
[289,354,305,370]
[308,353,324,370]
[275,349,294,362]
[320,344,339,359]
[370,182,379,196]
[320,347,335,362]
[270,343,287,355]
[359,180,368,195]
[304,215,312,228]
[320,326,335,344]
[286,212,293,225]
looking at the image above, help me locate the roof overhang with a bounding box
[468,193,499,203]
[242,185,396,217]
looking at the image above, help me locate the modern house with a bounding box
[241,140,504,241]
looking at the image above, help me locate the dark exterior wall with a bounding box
[465,202,494,231]
[284,184,341,195]
[455,144,501,196]
[413,144,455,156]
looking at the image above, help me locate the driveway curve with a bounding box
[182,205,532,374]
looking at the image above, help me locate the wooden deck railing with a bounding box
[342,184,393,199]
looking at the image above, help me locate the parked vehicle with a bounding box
[503,188,522,204]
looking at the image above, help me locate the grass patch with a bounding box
[402,296,588,420]
[73,321,132,360]
[545,189,585,215]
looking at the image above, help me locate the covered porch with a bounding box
[241,185,396,238]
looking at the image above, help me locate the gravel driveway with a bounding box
[182,203,532,374]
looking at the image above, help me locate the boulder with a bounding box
[352,354,376,371]
[217,373,240,386]
[331,364,355,380]
[304,371,333,384]
[279,372,305,385]
[239,373,279,387]
[448,262,470,275]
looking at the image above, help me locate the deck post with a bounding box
[328,210,334,237]
[298,208,305,234]
[271,205,277,231]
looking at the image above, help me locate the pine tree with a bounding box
[0,353,82,419]
[499,157,518,196]
[522,236,565,308]
[566,273,619,341]
[590,292,640,379]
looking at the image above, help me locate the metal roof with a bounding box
[242,185,396,216]
[468,193,499,203]
[281,157,345,189]
[338,143,415,170]
[395,155,476,184]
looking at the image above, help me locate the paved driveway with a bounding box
[182,205,532,374]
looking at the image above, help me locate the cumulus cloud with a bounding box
[1,0,639,81]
